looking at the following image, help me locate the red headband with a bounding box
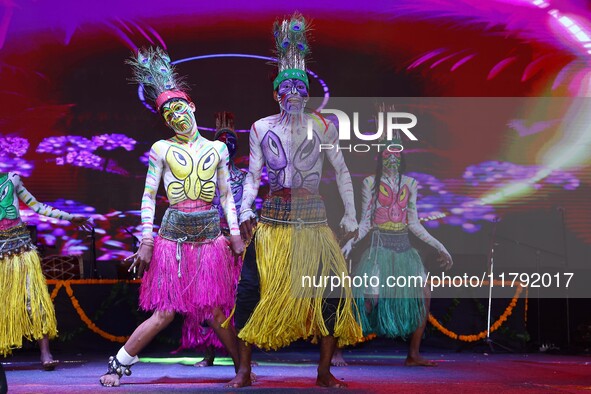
[155,90,192,111]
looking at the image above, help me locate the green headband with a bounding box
[273,68,309,90]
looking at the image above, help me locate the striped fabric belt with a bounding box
[260,194,327,227]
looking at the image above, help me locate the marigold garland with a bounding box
[428,282,524,342]
[47,279,527,344]
[48,279,140,343]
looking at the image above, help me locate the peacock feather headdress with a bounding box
[272,13,311,90]
[126,47,191,112]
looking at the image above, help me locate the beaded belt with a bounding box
[158,209,221,277]
[260,194,327,227]
[0,223,35,259]
[158,208,221,243]
[371,229,412,253]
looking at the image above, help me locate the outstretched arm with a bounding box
[323,121,357,232]
[14,173,89,229]
[15,174,74,221]
[407,179,453,269]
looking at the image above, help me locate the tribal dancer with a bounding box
[342,133,453,367]
[99,48,245,387]
[181,112,248,367]
[0,172,89,369]
[228,14,362,388]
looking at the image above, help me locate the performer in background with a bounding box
[342,132,453,366]
[0,172,89,370]
[99,48,244,387]
[228,14,362,388]
[181,112,250,368]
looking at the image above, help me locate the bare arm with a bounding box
[356,176,375,243]
[15,174,74,221]
[128,142,163,277]
[239,123,264,224]
[14,173,89,229]
[407,178,453,268]
[140,142,164,240]
[215,142,240,236]
[323,121,357,232]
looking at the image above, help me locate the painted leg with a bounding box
[317,336,347,388]
[405,287,437,367]
[100,310,175,387]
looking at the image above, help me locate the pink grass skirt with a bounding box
[180,254,242,350]
[139,235,235,325]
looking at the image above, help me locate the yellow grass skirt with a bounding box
[0,250,57,357]
[238,222,363,350]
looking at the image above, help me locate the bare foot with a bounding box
[316,372,347,388]
[331,352,348,367]
[405,355,437,367]
[41,360,59,371]
[100,373,121,387]
[226,370,252,388]
[40,353,59,371]
[194,357,214,367]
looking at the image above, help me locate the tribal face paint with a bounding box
[216,131,238,159]
[382,149,401,171]
[277,78,308,114]
[161,99,196,136]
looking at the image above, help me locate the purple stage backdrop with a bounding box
[1,1,590,279]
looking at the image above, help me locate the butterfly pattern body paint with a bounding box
[212,165,247,232]
[357,174,448,253]
[374,180,411,230]
[240,112,357,231]
[141,137,239,238]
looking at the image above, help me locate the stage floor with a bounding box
[4,348,591,393]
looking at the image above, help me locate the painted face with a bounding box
[216,131,237,159]
[161,100,196,136]
[0,176,17,220]
[277,78,308,114]
[382,149,401,171]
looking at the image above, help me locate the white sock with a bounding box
[116,347,139,366]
